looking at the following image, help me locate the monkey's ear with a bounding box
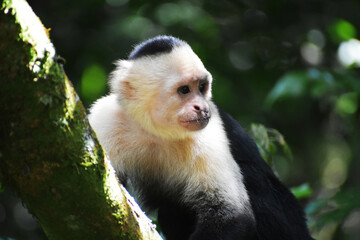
[109,60,133,94]
[119,81,136,100]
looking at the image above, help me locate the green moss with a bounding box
[0,1,162,239]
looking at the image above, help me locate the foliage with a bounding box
[265,68,360,110]
[306,189,360,239]
[249,124,313,200]
[1,0,360,239]
[307,189,360,230]
[291,183,313,200]
[249,123,292,166]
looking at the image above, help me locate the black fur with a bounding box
[129,36,185,60]
[217,106,313,240]
[141,105,313,240]
[156,190,256,240]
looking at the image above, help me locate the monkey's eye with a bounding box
[199,82,207,94]
[178,85,191,95]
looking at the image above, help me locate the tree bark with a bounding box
[0,0,162,239]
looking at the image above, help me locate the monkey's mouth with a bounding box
[180,116,210,131]
[187,116,210,123]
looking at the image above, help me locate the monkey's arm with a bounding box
[218,107,313,240]
[189,212,257,240]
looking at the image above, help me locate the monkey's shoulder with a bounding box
[88,95,168,161]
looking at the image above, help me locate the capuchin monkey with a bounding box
[88,36,313,240]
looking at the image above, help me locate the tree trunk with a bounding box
[0,0,162,239]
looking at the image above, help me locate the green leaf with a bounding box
[250,123,293,166]
[265,68,354,108]
[328,19,357,43]
[291,183,313,199]
[335,92,358,116]
[268,128,293,160]
[306,188,360,230]
[250,123,271,164]
[81,64,107,104]
[265,71,308,107]
[251,124,270,150]
[307,69,335,98]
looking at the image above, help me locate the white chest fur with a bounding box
[89,95,250,213]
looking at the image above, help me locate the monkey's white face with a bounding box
[111,45,213,139]
[151,72,211,132]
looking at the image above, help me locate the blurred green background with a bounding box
[1,0,360,239]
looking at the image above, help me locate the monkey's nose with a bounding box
[193,105,210,117]
[193,105,201,112]
[193,105,208,113]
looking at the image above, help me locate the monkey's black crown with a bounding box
[128,36,186,60]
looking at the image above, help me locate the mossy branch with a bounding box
[0,0,162,239]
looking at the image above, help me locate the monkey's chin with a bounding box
[179,117,210,131]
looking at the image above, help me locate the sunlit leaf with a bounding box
[291,183,313,199]
[336,92,358,115]
[337,39,360,68]
[328,19,357,43]
[81,64,107,104]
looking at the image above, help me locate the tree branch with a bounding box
[0,0,162,239]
